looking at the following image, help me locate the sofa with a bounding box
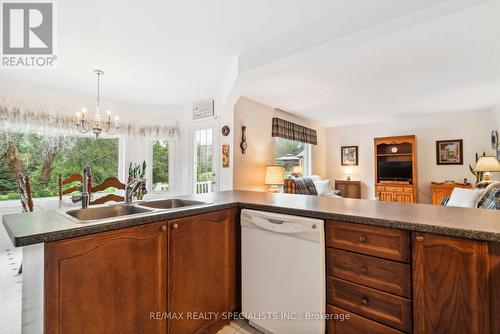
[442,181,500,209]
[283,175,341,197]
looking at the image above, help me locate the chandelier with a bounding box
[76,69,119,138]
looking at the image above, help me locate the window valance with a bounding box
[271,117,317,145]
[0,100,180,141]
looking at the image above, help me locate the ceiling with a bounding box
[2,0,498,124]
[1,0,357,107]
[243,1,500,127]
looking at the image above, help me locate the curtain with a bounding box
[0,100,180,141]
[271,117,317,145]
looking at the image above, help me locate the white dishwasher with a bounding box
[241,209,325,334]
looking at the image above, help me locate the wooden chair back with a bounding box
[17,174,33,212]
[58,173,85,200]
[90,176,126,205]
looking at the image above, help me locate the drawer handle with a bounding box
[359,236,367,243]
[360,266,368,275]
[360,297,369,306]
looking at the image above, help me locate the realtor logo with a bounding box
[1,1,56,68]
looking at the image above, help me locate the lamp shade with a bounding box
[265,165,284,185]
[473,156,500,172]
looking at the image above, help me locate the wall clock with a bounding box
[221,125,230,136]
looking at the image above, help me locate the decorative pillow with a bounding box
[476,181,500,209]
[313,180,334,196]
[440,196,450,206]
[446,188,486,208]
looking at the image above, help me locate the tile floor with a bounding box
[217,319,264,334]
[0,224,22,334]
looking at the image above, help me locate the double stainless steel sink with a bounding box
[64,199,209,223]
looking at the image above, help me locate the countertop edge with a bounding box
[3,195,500,246]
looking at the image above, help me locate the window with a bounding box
[151,140,171,192]
[193,128,214,193]
[274,137,311,177]
[0,132,119,200]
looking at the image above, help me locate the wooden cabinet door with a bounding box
[412,233,490,334]
[403,193,413,203]
[168,209,237,334]
[45,222,168,334]
[380,192,393,202]
[432,190,447,205]
[394,193,404,203]
[336,183,347,197]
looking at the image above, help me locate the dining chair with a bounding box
[17,174,33,213]
[58,173,85,200]
[90,176,126,205]
[16,174,33,274]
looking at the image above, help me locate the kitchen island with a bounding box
[3,190,500,334]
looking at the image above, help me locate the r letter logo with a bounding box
[2,1,56,68]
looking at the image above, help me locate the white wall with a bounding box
[233,97,327,191]
[326,108,499,203]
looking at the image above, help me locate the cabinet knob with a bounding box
[172,223,179,230]
[416,235,424,242]
[160,225,167,231]
[360,266,368,274]
[359,236,367,243]
[360,297,369,306]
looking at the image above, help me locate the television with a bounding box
[378,161,412,182]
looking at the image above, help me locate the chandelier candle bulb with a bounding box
[76,69,119,138]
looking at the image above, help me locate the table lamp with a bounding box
[344,166,353,181]
[265,165,284,192]
[473,156,500,181]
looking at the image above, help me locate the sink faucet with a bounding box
[71,165,92,208]
[125,178,143,204]
[81,165,92,209]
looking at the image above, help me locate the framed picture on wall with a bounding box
[222,144,230,168]
[436,139,463,165]
[341,146,358,166]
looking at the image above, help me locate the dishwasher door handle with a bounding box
[267,218,284,224]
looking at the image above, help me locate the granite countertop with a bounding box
[3,190,500,246]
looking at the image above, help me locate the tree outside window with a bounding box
[152,140,170,192]
[0,132,119,200]
[274,137,310,177]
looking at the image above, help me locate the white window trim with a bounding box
[303,143,312,176]
[147,140,175,194]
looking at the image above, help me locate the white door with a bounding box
[191,122,218,194]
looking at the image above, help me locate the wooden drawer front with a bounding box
[327,248,411,297]
[403,187,414,193]
[386,186,404,193]
[327,277,412,332]
[327,305,403,334]
[326,221,410,262]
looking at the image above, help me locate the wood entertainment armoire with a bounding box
[374,135,417,203]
